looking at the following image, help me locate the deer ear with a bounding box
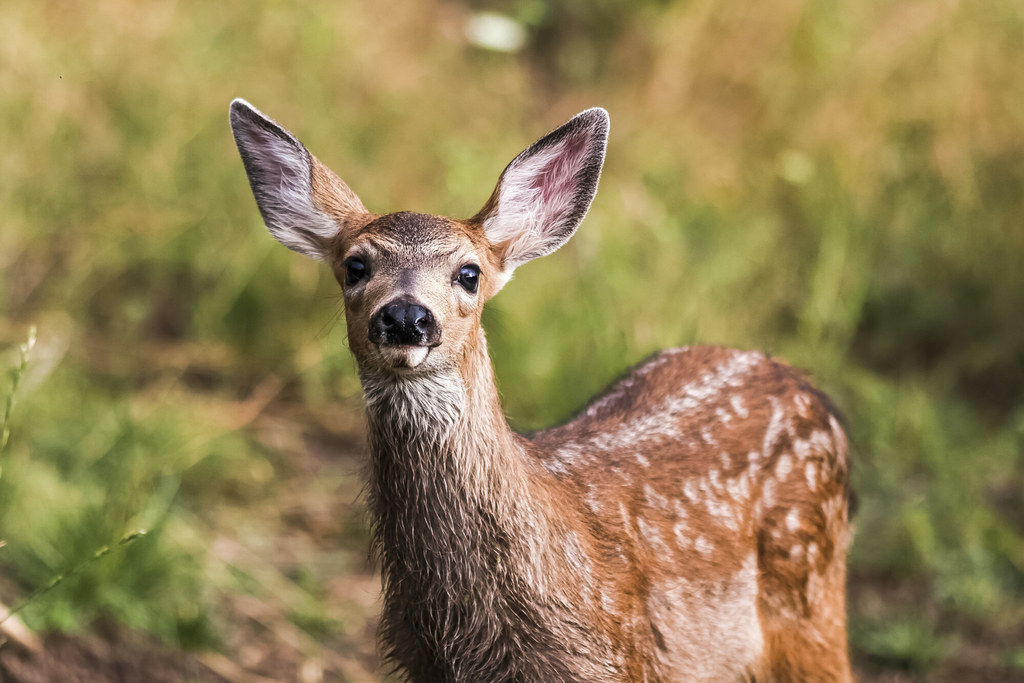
[472,108,609,273]
[229,99,367,259]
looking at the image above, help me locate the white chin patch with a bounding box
[379,345,431,369]
[405,346,430,368]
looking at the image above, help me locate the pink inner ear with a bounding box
[529,133,590,214]
[524,133,589,232]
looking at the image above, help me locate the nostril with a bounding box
[410,306,433,332]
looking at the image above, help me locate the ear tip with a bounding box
[229,98,268,128]
[229,98,252,122]
[573,107,610,144]
[578,106,609,126]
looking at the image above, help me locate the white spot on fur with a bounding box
[807,570,824,605]
[695,536,713,555]
[726,471,751,502]
[829,414,849,465]
[564,532,591,572]
[683,480,699,502]
[673,520,690,549]
[545,442,584,475]
[762,396,786,458]
[639,517,670,553]
[609,465,630,482]
[761,478,777,509]
[706,494,739,531]
[730,394,749,418]
[785,508,800,533]
[794,392,813,417]
[793,429,834,461]
[807,541,820,563]
[619,501,632,532]
[805,461,818,491]
[601,589,616,613]
[644,483,669,510]
[822,494,847,528]
[775,453,793,480]
[636,453,650,467]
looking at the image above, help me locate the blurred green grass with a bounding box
[2,0,1023,677]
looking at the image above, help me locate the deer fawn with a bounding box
[230,100,854,682]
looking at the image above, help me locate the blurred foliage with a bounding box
[852,614,953,673]
[1,0,1023,676]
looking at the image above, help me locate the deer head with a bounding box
[229,100,608,379]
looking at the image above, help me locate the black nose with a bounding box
[370,300,439,346]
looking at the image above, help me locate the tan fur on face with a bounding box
[328,212,505,379]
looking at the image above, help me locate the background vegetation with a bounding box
[1,0,1022,679]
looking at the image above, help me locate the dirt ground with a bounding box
[3,610,1021,682]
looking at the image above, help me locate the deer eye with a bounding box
[456,264,480,294]
[344,256,368,286]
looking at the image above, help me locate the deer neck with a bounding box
[359,330,553,574]
[361,330,517,484]
[358,331,584,671]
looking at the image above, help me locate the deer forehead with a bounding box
[341,212,487,264]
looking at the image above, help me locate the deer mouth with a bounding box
[375,344,432,370]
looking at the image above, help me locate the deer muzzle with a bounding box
[369,299,441,348]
